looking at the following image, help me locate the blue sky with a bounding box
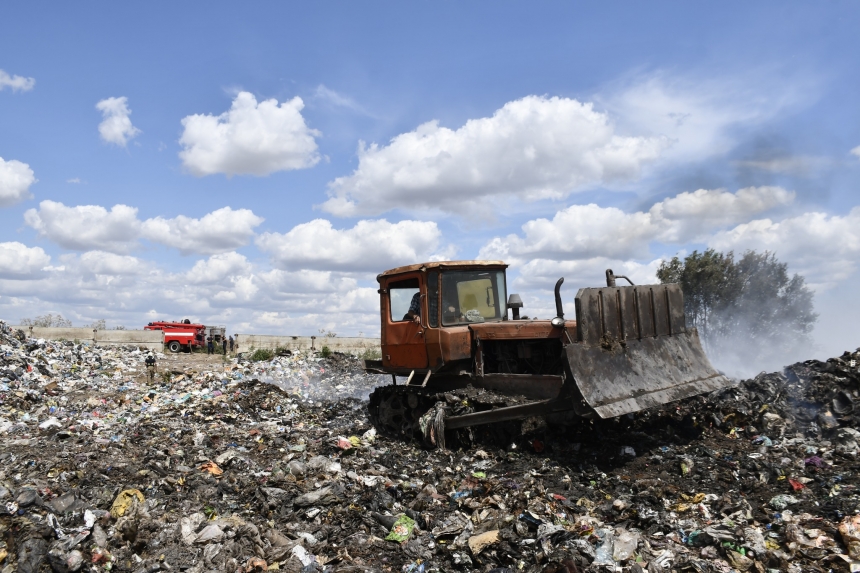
[1,2,859,359]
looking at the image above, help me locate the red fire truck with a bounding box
[145,320,205,353]
[144,320,225,353]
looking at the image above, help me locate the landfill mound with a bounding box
[2,320,860,573]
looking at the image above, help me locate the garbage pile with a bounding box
[2,317,860,572]
[241,351,383,401]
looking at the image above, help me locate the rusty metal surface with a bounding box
[473,374,563,399]
[438,326,472,362]
[378,260,507,278]
[382,326,428,369]
[445,399,557,429]
[567,283,730,418]
[469,320,567,340]
[380,272,429,370]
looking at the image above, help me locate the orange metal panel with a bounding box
[380,272,429,370]
[383,321,429,369]
[438,326,472,362]
[468,320,572,340]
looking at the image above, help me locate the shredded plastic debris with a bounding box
[2,318,860,572]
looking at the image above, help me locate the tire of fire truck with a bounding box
[167,341,181,353]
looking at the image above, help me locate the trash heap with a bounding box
[244,352,383,401]
[2,317,860,573]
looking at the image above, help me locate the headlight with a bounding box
[550,317,565,328]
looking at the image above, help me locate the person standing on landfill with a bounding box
[145,352,157,383]
[228,335,234,353]
[222,336,227,354]
[207,335,214,355]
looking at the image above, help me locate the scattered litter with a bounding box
[2,320,860,572]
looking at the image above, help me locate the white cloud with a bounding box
[256,218,446,272]
[0,157,36,206]
[480,186,794,263]
[79,251,147,276]
[66,178,82,184]
[851,145,860,159]
[322,95,667,217]
[502,257,665,320]
[24,202,263,256]
[96,96,141,147]
[0,69,35,92]
[652,186,795,242]
[179,91,321,177]
[24,200,142,253]
[514,257,662,291]
[255,269,357,295]
[185,252,253,284]
[0,243,384,336]
[710,208,860,289]
[0,242,50,278]
[141,207,264,255]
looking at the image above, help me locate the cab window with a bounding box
[388,278,420,322]
[441,270,507,325]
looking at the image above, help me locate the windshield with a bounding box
[441,270,507,325]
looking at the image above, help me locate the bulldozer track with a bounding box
[367,383,541,446]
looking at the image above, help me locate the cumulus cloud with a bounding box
[480,186,794,263]
[710,208,860,289]
[321,95,667,217]
[185,252,253,284]
[179,91,321,177]
[501,257,665,320]
[0,69,35,92]
[0,243,384,336]
[24,201,263,256]
[0,242,50,278]
[517,257,662,290]
[25,201,142,253]
[255,269,358,295]
[142,207,264,255]
[256,218,446,272]
[96,97,141,147]
[0,157,36,206]
[79,251,148,276]
[652,186,795,242]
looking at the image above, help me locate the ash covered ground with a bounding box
[3,323,860,573]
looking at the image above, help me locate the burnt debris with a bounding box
[2,319,860,572]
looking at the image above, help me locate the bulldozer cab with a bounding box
[378,261,509,372]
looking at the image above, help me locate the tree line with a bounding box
[19,314,126,330]
[657,249,817,375]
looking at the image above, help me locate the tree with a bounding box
[20,313,73,327]
[657,249,817,375]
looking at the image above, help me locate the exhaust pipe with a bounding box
[554,278,564,319]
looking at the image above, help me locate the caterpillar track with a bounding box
[367,383,543,448]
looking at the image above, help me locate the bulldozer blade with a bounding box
[566,283,731,418]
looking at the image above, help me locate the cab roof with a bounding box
[378,260,507,280]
